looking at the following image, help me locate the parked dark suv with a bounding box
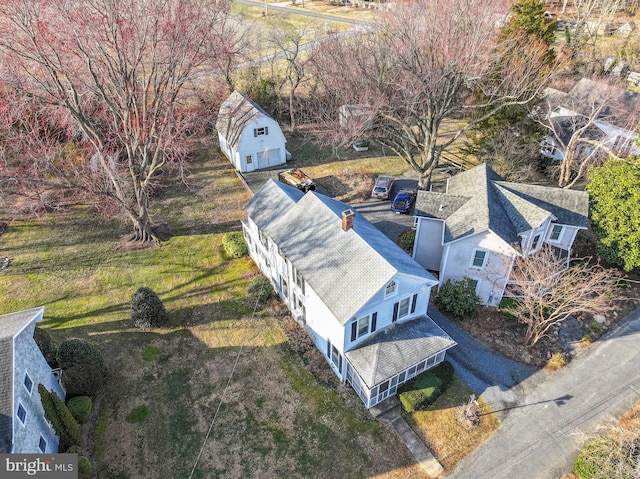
[371,175,395,200]
[278,168,316,193]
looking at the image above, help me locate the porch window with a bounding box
[550,224,563,241]
[471,249,487,268]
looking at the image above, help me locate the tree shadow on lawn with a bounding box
[72,322,425,479]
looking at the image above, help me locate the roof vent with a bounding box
[342,209,355,231]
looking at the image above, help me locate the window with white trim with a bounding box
[398,297,410,318]
[280,275,289,299]
[23,373,33,394]
[384,280,397,298]
[469,278,480,292]
[254,127,268,137]
[549,224,563,241]
[327,340,342,373]
[246,155,253,164]
[351,313,378,341]
[471,249,487,268]
[38,436,47,453]
[17,403,27,425]
[293,266,305,294]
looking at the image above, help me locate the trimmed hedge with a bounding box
[62,364,105,399]
[67,396,92,423]
[222,231,248,258]
[436,278,480,319]
[78,457,92,475]
[34,326,58,368]
[398,372,444,413]
[39,384,81,449]
[57,338,106,373]
[430,360,455,388]
[131,287,168,328]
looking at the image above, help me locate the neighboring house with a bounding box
[0,307,65,454]
[540,78,640,161]
[412,164,589,306]
[243,180,456,408]
[216,91,287,172]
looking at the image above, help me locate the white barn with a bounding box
[216,91,287,172]
[242,180,455,409]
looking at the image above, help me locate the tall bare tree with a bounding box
[0,0,233,242]
[267,22,319,132]
[503,245,620,346]
[309,0,556,188]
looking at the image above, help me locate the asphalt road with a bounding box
[451,307,640,479]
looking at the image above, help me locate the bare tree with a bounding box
[503,244,620,346]
[267,22,320,132]
[538,78,640,188]
[0,0,233,242]
[309,0,556,189]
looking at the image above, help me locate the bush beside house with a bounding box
[436,278,480,319]
[222,231,248,258]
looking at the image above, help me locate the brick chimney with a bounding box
[342,209,355,231]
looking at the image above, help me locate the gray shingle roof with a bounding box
[415,164,589,245]
[244,180,437,324]
[560,78,640,126]
[0,307,44,453]
[345,315,456,388]
[215,91,273,150]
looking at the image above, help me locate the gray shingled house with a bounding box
[216,91,287,172]
[0,307,65,453]
[242,180,455,408]
[412,164,589,306]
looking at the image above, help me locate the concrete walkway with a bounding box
[450,307,640,478]
[370,397,444,478]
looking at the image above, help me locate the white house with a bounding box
[216,91,287,172]
[412,164,589,306]
[243,180,456,408]
[0,307,65,454]
[540,79,640,161]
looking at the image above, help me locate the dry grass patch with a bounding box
[405,377,499,471]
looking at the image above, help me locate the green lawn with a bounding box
[0,148,427,479]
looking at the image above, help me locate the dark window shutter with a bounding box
[392,302,399,322]
[253,129,257,137]
[351,322,357,342]
[338,355,343,373]
[371,313,377,332]
[411,294,418,313]
[326,340,331,358]
[265,126,269,135]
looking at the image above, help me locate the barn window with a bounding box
[254,127,268,137]
[246,155,253,164]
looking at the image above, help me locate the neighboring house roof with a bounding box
[0,307,44,453]
[215,90,274,150]
[345,315,455,388]
[554,78,640,127]
[245,180,437,324]
[549,115,606,147]
[415,164,589,245]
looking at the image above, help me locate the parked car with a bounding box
[371,175,395,200]
[278,168,316,193]
[390,189,417,214]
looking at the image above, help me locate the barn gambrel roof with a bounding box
[215,91,274,150]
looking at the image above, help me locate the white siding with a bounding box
[413,218,444,271]
[440,231,516,306]
[236,116,286,172]
[546,224,581,251]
